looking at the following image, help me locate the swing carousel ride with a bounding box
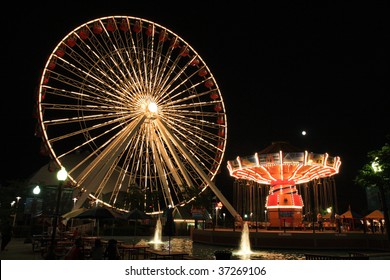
[227,142,341,227]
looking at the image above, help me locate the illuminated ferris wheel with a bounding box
[36,16,232,214]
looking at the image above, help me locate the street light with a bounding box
[47,167,67,259]
[215,202,223,227]
[12,196,21,227]
[23,185,42,244]
[327,207,333,230]
[33,185,41,195]
[72,197,78,208]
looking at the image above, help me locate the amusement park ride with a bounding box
[227,141,341,227]
[35,16,237,217]
[34,15,341,224]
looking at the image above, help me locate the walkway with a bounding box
[0,238,43,260]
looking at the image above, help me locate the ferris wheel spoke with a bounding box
[164,112,222,131]
[47,112,135,148]
[69,45,140,104]
[163,116,220,151]
[169,130,219,164]
[51,58,131,104]
[152,128,188,188]
[41,103,133,119]
[94,138,135,203]
[156,118,237,215]
[42,85,125,109]
[157,65,206,105]
[79,22,141,96]
[55,118,139,174]
[163,102,219,114]
[148,30,168,98]
[73,115,146,208]
[109,40,146,97]
[153,57,186,99]
[155,119,203,188]
[149,132,175,206]
[134,25,153,95]
[57,43,131,98]
[128,21,148,94]
[114,20,150,96]
[144,24,157,95]
[161,84,215,107]
[151,131,193,206]
[120,27,150,97]
[150,38,178,96]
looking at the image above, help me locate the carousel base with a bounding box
[191,228,389,251]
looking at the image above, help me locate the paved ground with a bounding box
[0,238,43,260]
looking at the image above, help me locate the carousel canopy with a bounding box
[227,141,341,186]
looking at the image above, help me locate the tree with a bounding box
[355,138,390,248]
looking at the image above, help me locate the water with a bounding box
[109,226,389,260]
[112,235,308,260]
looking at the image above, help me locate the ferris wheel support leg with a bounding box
[156,119,239,219]
[73,116,146,209]
[207,181,239,219]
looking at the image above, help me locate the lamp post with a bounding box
[47,167,67,259]
[32,185,41,225]
[25,186,41,243]
[72,197,77,208]
[32,186,41,232]
[327,206,332,230]
[12,196,21,227]
[215,202,222,228]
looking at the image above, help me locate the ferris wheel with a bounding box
[36,16,237,216]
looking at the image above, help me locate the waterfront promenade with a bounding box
[0,238,43,260]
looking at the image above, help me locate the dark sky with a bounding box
[2,1,388,213]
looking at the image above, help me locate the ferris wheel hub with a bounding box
[147,101,158,113]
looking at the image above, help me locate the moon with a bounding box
[301,130,307,136]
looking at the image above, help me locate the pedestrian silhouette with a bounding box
[104,239,121,260]
[64,237,84,259]
[90,238,104,260]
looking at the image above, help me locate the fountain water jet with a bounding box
[149,218,163,244]
[234,222,253,257]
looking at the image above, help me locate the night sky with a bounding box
[2,1,388,213]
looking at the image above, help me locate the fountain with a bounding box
[234,222,253,258]
[149,218,163,244]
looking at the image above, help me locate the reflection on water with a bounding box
[115,236,307,260]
